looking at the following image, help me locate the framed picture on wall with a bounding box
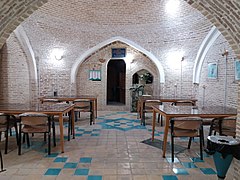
[207,63,218,79]
[234,59,240,80]
[89,70,101,81]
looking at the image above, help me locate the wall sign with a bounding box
[89,70,101,81]
[234,59,240,80]
[112,48,126,58]
[207,63,218,79]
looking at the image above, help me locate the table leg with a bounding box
[162,116,170,158]
[90,101,93,125]
[151,110,156,141]
[59,114,64,153]
[95,98,97,119]
[141,102,145,125]
[71,109,75,139]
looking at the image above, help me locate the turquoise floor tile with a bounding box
[87,175,102,180]
[190,157,204,162]
[91,134,99,136]
[166,157,179,163]
[44,168,61,176]
[162,175,178,180]
[45,153,59,158]
[54,157,68,163]
[116,112,127,114]
[173,168,189,175]
[74,168,89,175]
[200,168,216,175]
[64,162,78,168]
[84,131,92,134]
[181,162,197,168]
[80,157,92,163]
[75,133,83,137]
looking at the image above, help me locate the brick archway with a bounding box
[184,0,240,57]
[0,0,48,48]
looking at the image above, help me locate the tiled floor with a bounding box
[0,111,234,179]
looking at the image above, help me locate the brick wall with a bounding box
[198,35,238,108]
[0,33,30,103]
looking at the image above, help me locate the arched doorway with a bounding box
[107,59,126,105]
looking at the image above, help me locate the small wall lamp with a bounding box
[51,48,64,61]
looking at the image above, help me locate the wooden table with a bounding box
[0,103,75,153]
[39,95,98,123]
[138,96,197,125]
[151,105,237,158]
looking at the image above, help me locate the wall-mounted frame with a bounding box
[234,59,240,80]
[89,70,101,81]
[112,48,126,58]
[207,63,218,79]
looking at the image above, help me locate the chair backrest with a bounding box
[211,116,236,137]
[172,117,202,130]
[221,116,236,127]
[74,99,91,109]
[171,100,195,106]
[42,99,60,104]
[145,100,162,110]
[19,112,49,126]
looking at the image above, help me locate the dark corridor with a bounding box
[107,59,126,105]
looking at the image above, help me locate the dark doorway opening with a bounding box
[107,59,126,105]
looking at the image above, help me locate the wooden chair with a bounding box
[52,102,72,142]
[73,99,93,125]
[171,100,211,146]
[141,100,162,126]
[170,117,204,162]
[41,99,72,143]
[209,116,236,137]
[18,112,55,155]
[0,113,18,154]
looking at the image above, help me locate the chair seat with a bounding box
[19,112,54,155]
[170,116,203,162]
[173,128,199,137]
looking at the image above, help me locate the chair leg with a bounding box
[52,121,56,146]
[14,123,19,146]
[26,133,30,147]
[170,120,174,162]
[48,132,51,155]
[9,128,12,136]
[74,111,78,122]
[4,131,8,154]
[202,127,205,147]
[0,149,6,172]
[44,133,46,142]
[48,118,51,155]
[68,117,71,141]
[69,113,72,136]
[171,135,174,162]
[18,125,22,155]
[199,127,204,160]
[187,137,192,149]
